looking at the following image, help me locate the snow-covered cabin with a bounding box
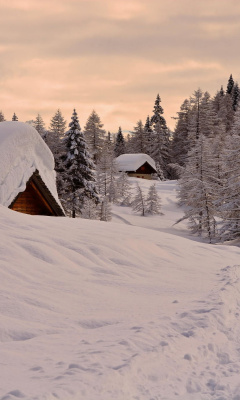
[0,121,64,216]
[115,153,157,179]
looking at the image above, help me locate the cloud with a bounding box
[0,0,239,130]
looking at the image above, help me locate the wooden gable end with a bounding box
[135,162,156,174]
[11,181,55,216]
[9,170,65,216]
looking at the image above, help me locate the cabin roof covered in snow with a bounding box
[0,121,63,211]
[115,153,157,172]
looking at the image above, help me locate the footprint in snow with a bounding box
[181,330,195,338]
[159,341,169,347]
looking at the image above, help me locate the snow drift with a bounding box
[0,180,240,400]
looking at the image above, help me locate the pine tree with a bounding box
[60,109,99,217]
[150,94,168,130]
[146,184,163,215]
[12,113,18,121]
[171,99,191,174]
[0,111,5,122]
[125,133,132,153]
[150,122,171,178]
[143,116,153,155]
[212,88,225,123]
[226,74,234,95]
[127,120,147,154]
[45,109,67,174]
[84,110,106,163]
[155,162,165,180]
[49,109,66,137]
[114,127,126,157]
[149,94,171,178]
[33,114,46,136]
[232,83,240,111]
[222,93,234,132]
[131,183,146,216]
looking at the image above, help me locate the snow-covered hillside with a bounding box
[1,180,240,400]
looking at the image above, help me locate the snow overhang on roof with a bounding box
[115,153,157,172]
[0,121,64,212]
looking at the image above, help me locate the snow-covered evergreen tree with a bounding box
[146,183,163,215]
[60,109,99,217]
[149,94,171,178]
[155,162,165,180]
[150,122,171,178]
[0,111,5,122]
[114,127,126,157]
[84,110,106,163]
[150,94,168,130]
[12,113,18,121]
[33,114,46,137]
[131,183,146,216]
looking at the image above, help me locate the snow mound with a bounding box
[1,180,240,399]
[115,153,156,172]
[0,121,61,208]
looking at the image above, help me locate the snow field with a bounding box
[0,180,240,399]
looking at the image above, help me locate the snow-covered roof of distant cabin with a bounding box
[0,121,63,211]
[115,153,157,172]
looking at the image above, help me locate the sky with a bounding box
[0,0,240,132]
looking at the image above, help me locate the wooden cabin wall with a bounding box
[135,162,156,174]
[11,181,54,216]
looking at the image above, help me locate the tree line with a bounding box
[173,74,240,243]
[1,73,240,241]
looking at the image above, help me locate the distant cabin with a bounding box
[0,121,64,216]
[115,153,157,180]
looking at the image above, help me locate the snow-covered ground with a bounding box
[1,179,240,400]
